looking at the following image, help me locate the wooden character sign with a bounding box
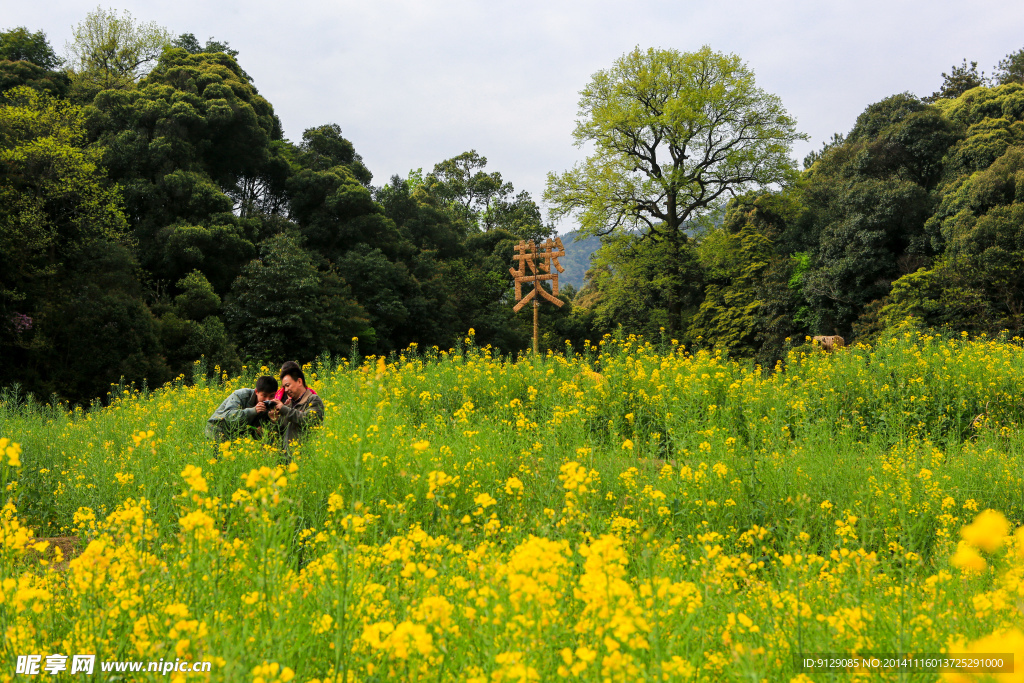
[510,237,565,353]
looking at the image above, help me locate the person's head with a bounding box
[281,367,306,400]
[254,375,278,403]
[279,360,301,377]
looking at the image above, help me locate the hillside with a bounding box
[557,230,600,290]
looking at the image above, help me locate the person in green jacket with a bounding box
[205,376,278,442]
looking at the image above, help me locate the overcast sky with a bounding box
[7,1,1024,230]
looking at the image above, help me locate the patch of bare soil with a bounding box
[25,536,81,571]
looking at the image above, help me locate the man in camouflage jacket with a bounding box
[205,376,278,442]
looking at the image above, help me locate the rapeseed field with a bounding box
[2,329,1024,681]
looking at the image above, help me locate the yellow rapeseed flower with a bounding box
[943,628,1024,682]
[961,509,1010,552]
[180,465,208,494]
[1,438,21,467]
[950,542,987,573]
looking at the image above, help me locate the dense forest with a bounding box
[2,9,1023,403]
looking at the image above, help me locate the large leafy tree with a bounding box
[171,33,239,59]
[545,46,805,333]
[425,150,551,240]
[37,241,168,401]
[0,27,62,69]
[575,234,702,341]
[155,270,239,379]
[381,157,559,353]
[887,102,1024,336]
[86,48,280,291]
[0,60,69,98]
[226,233,374,362]
[65,7,172,92]
[797,93,960,336]
[334,244,454,353]
[437,229,538,353]
[426,150,510,228]
[934,83,1024,179]
[170,32,253,88]
[688,190,805,360]
[375,174,467,259]
[0,27,68,97]
[286,124,396,261]
[0,87,126,322]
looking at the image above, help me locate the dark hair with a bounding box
[254,375,278,394]
[279,360,301,378]
[281,367,305,384]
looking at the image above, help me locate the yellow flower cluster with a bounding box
[0,438,21,467]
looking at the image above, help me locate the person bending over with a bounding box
[205,375,278,442]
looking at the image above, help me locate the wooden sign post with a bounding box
[509,237,566,354]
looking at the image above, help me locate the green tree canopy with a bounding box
[0,86,167,401]
[287,126,398,261]
[545,45,805,332]
[155,270,238,380]
[933,83,1024,178]
[575,234,700,341]
[86,48,279,289]
[0,27,62,69]
[299,123,370,183]
[226,233,374,361]
[425,151,550,240]
[797,93,960,336]
[66,7,172,92]
[888,142,1024,336]
[0,87,128,310]
[688,190,804,361]
[172,33,239,58]
[0,27,68,97]
[995,48,1024,86]
[926,59,988,102]
[0,59,69,98]
[375,174,467,259]
[427,150,511,227]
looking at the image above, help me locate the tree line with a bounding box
[548,44,1024,369]
[2,8,1023,403]
[0,10,582,403]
